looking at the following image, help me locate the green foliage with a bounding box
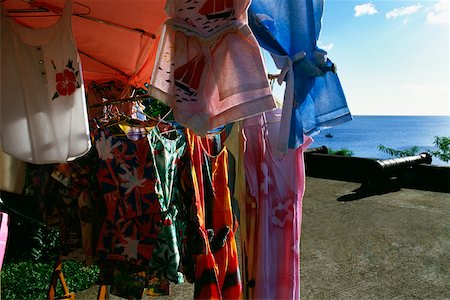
[428,136,450,162]
[328,148,354,156]
[143,97,172,119]
[378,145,420,157]
[1,260,53,300]
[61,261,100,293]
[2,208,98,298]
[30,227,60,262]
[379,136,450,163]
[1,260,99,300]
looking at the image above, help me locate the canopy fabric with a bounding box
[249,0,352,151]
[1,0,168,88]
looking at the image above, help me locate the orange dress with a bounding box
[186,129,242,299]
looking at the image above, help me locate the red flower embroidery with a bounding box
[56,69,77,96]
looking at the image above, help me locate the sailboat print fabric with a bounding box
[249,0,352,151]
[165,0,248,40]
[149,0,275,136]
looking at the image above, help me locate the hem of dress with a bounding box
[315,108,353,126]
[208,94,276,135]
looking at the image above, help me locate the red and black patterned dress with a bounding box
[94,127,161,266]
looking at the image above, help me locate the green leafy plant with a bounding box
[1,260,54,300]
[428,136,450,162]
[328,148,354,156]
[378,145,420,157]
[61,261,100,293]
[1,260,99,300]
[378,136,450,163]
[30,227,60,262]
[2,222,99,299]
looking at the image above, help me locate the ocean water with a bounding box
[310,116,450,166]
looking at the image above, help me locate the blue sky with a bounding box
[269,0,449,116]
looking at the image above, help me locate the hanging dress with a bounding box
[224,121,259,299]
[94,127,161,266]
[149,0,275,136]
[243,108,312,299]
[1,0,90,163]
[186,129,242,299]
[248,0,352,151]
[147,125,188,284]
[51,153,101,266]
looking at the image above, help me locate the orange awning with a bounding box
[2,0,168,87]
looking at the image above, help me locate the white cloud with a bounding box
[427,0,449,25]
[354,3,378,17]
[385,4,422,20]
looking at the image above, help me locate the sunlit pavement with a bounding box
[76,177,450,299]
[301,177,450,299]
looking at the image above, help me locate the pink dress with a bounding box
[243,109,312,299]
[0,212,9,271]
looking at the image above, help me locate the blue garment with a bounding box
[249,0,352,150]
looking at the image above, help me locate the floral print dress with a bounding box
[94,127,161,266]
[94,125,190,286]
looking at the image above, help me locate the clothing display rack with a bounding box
[88,95,159,109]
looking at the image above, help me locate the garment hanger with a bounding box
[157,108,173,124]
[89,89,158,138]
[117,107,157,139]
[127,90,160,123]
[100,104,157,139]
[4,0,156,39]
[155,108,181,138]
[268,73,279,90]
[4,1,91,17]
[94,102,119,125]
[88,95,160,120]
[93,104,131,136]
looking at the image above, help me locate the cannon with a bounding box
[371,153,432,180]
[305,150,434,193]
[363,153,433,191]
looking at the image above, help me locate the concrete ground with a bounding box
[301,177,450,300]
[76,177,450,299]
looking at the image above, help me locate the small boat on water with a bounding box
[325,133,333,138]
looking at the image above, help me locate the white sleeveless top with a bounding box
[1,0,91,164]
